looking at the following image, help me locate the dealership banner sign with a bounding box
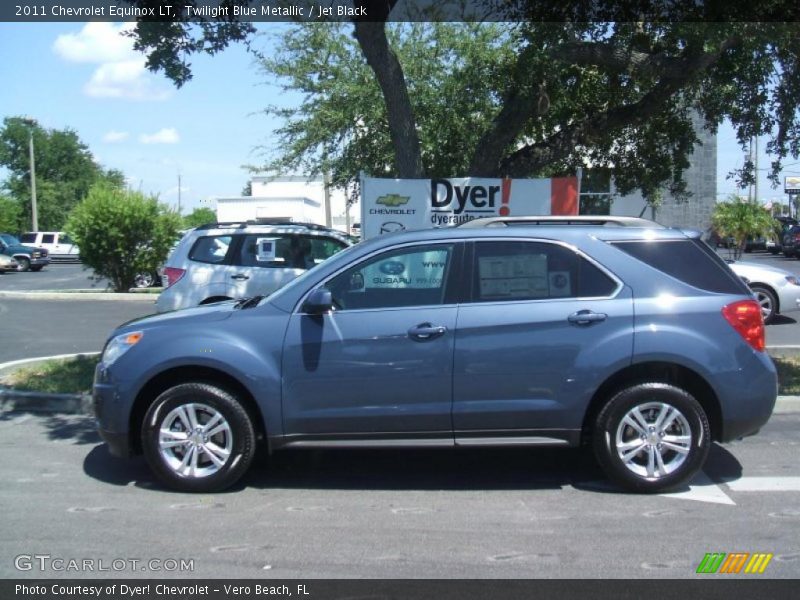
[360,176,578,239]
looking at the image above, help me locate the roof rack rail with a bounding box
[194,219,337,232]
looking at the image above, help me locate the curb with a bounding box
[0,389,93,415]
[0,291,157,301]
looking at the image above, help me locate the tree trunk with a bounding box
[353,20,424,178]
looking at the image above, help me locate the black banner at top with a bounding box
[3,0,800,23]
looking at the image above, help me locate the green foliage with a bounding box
[66,184,182,292]
[0,117,123,231]
[711,195,775,258]
[182,206,217,229]
[125,6,800,201]
[258,22,514,190]
[0,195,22,233]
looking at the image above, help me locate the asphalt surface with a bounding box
[0,262,108,291]
[0,299,156,363]
[0,411,798,579]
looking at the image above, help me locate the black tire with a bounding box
[16,257,30,272]
[593,383,710,493]
[750,285,778,324]
[30,265,43,272]
[141,383,256,492]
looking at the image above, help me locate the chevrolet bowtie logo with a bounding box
[375,194,410,207]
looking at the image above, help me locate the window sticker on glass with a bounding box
[478,253,548,299]
[256,238,278,262]
[365,249,448,289]
[548,271,572,297]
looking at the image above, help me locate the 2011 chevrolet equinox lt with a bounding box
[94,225,777,492]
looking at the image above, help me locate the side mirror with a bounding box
[303,288,333,314]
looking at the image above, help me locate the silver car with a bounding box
[156,221,351,312]
[0,253,18,272]
[727,260,800,324]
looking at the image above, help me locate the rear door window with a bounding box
[470,241,618,302]
[235,235,347,269]
[19,233,36,243]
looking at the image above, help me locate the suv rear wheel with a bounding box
[593,383,710,493]
[141,383,256,492]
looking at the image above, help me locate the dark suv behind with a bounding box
[94,224,776,493]
[0,233,50,272]
[782,224,800,258]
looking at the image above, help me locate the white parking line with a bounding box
[725,477,800,492]
[660,471,736,505]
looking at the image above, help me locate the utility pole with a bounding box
[21,117,38,231]
[323,171,332,228]
[754,136,759,204]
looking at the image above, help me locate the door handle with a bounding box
[408,323,447,341]
[231,274,250,281]
[567,310,607,325]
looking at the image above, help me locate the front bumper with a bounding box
[30,257,50,267]
[98,428,131,458]
[93,362,133,457]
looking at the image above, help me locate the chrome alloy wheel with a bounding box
[753,289,774,321]
[614,402,692,480]
[158,403,233,478]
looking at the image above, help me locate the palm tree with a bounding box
[711,195,774,259]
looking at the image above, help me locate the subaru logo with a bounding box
[379,261,406,275]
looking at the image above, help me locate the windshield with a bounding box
[0,234,20,246]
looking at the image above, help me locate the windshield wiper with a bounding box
[235,295,264,309]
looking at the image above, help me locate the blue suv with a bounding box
[94,225,777,493]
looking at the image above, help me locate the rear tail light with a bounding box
[162,267,186,289]
[722,300,765,352]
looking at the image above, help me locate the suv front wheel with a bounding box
[593,383,710,493]
[141,383,256,492]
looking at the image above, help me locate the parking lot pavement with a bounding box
[0,299,155,363]
[0,411,798,579]
[0,263,108,291]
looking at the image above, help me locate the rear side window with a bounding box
[41,234,55,244]
[189,235,233,264]
[611,239,748,294]
[19,233,36,243]
[235,234,347,269]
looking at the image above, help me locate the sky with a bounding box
[1,21,798,218]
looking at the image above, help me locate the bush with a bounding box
[66,184,182,291]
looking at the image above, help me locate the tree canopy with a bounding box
[124,1,800,203]
[0,117,125,231]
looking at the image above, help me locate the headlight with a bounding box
[786,276,799,286]
[102,331,144,366]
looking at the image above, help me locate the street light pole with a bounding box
[21,117,38,231]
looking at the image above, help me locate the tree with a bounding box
[66,183,182,292]
[0,195,22,233]
[0,117,124,231]
[124,1,800,202]
[711,196,775,259]
[182,206,217,228]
